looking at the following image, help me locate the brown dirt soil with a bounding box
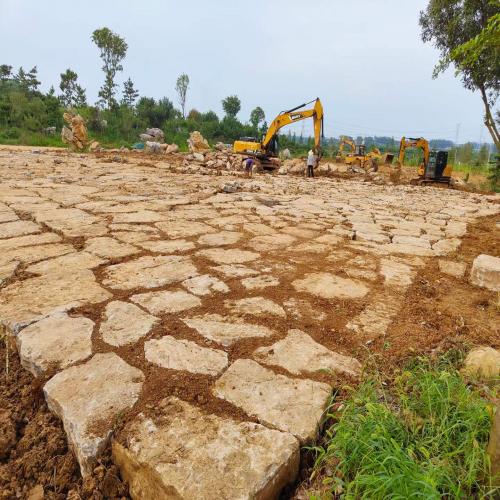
[0,341,130,500]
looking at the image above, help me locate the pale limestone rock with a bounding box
[44,353,144,476]
[0,232,60,251]
[290,242,331,253]
[131,290,201,314]
[0,270,111,334]
[112,210,168,224]
[292,272,369,299]
[155,220,216,238]
[356,231,391,244]
[213,359,331,443]
[470,254,500,292]
[392,235,431,248]
[462,347,500,380]
[145,336,228,376]
[384,243,436,257]
[26,251,105,275]
[100,301,159,347]
[102,255,198,290]
[438,260,467,278]
[197,231,242,246]
[183,314,274,346]
[254,329,361,378]
[241,274,280,290]
[315,234,342,245]
[248,234,296,251]
[182,274,229,296]
[0,243,75,267]
[211,264,259,277]
[281,226,318,239]
[380,258,415,289]
[16,313,93,376]
[197,248,259,264]
[243,222,276,235]
[113,397,299,500]
[0,261,18,286]
[84,237,139,259]
[137,239,195,253]
[432,238,462,256]
[225,296,286,318]
[0,220,40,239]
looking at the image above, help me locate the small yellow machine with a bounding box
[336,136,394,169]
[398,137,453,185]
[233,98,324,169]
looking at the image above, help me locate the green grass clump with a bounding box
[309,358,497,499]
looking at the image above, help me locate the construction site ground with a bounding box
[0,145,498,499]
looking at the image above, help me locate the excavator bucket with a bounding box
[382,153,395,164]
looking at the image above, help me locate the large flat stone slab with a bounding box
[225,297,286,318]
[44,353,144,476]
[197,248,259,264]
[84,237,140,259]
[182,274,229,296]
[16,313,93,376]
[292,272,369,299]
[131,290,201,314]
[470,254,500,292]
[197,231,242,246]
[0,242,74,267]
[102,255,198,290]
[155,220,216,238]
[0,270,111,334]
[0,220,41,238]
[253,329,361,378]
[100,301,159,347]
[26,251,106,275]
[183,314,274,346]
[145,336,228,376]
[137,239,195,253]
[113,397,299,500]
[241,274,280,290]
[213,359,331,442]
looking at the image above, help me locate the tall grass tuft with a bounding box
[309,357,497,499]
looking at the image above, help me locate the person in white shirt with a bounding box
[306,149,317,178]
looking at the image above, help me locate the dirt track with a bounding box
[0,146,498,498]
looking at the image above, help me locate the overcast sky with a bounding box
[0,0,493,142]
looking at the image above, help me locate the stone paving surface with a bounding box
[0,147,498,496]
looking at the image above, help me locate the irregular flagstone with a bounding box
[84,237,140,259]
[182,274,229,296]
[0,261,18,286]
[16,313,93,376]
[213,359,331,443]
[211,264,259,277]
[0,232,61,251]
[432,237,462,255]
[380,258,415,289]
[293,272,369,299]
[183,314,274,346]
[197,248,259,264]
[0,220,41,239]
[243,222,277,235]
[0,270,111,334]
[254,329,361,378]
[44,353,144,476]
[197,231,242,246]
[225,297,286,318]
[26,251,106,275]
[247,234,296,251]
[131,290,201,314]
[155,220,216,238]
[137,239,195,253]
[290,242,330,253]
[281,226,318,239]
[102,255,198,290]
[145,336,228,376]
[113,397,299,500]
[100,301,159,347]
[438,259,467,278]
[112,231,158,244]
[112,210,169,224]
[241,274,280,290]
[0,243,74,266]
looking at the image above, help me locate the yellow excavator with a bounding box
[336,136,394,169]
[398,137,453,185]
[233,98,324,170]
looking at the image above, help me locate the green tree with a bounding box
[136,96,177,128]
[91,27,128,109]
[187,108,201,121]
[175,73,189,119]
[16,66,40,94]
[457,142,474,163]
[477,143,489,165]
[222,95,241,118]
[0,65,12,81]
[201,110,219,122]
[122,77,139,107]
[249,106,265,130]
[420,2,499,148]
[59,68,87,108]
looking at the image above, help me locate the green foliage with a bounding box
[16,66,40,94]
[59,69,87,108]
[222,95,241,118]
[175,73,189,118]
[91,27,128,109]
[250,106,265,130]
[309,357,496,499]
[121,77,138,107]
[136,96,177,128]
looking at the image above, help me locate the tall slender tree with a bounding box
[122,77,139,107]
[222,95,241,118]
[59,68,87,108]
[91,27,128,109]
[175,73,189,119]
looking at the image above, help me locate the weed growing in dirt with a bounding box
[308,357,497,499]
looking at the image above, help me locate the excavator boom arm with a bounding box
[398,136,430,166]
[262,98,324,152]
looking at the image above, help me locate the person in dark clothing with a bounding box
[245,157,255,178]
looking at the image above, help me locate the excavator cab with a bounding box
[355,144,366,156]
[425,151,449,181]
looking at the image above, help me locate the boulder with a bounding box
[144,141,162,154]
[145,128,164,143]
[470,254,500,291]
[462,347,500,380]
[187,131,211,153]
[165,143,179,154]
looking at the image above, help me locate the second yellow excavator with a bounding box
[233,98,324,170]
[336,136,394,169]
[398,137,453,185]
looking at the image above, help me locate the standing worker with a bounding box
[244,156,255,178]
[306,149,317,178]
